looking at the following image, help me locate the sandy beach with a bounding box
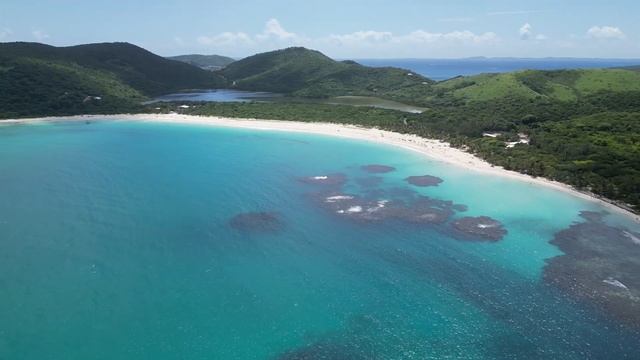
[3,113,638,222]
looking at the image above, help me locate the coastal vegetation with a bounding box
[1,42,639,211]
[0,42,225,117]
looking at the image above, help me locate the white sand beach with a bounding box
[3,113,639,222]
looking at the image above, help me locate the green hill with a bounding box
[0,42,227,118]
[431,69,640,103]
[219,47,433,98]
[168,54,235,71]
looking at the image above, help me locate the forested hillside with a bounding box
[219,47,432,98]
[0,42,226,118]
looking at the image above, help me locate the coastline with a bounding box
[2,113,639,223]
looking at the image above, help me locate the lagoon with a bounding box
[0,119,638,359]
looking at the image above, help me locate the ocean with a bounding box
[0,119,638,359]
[356,58,640,81]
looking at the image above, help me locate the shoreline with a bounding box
[3,113,639,223]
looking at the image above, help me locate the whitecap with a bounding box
[325,195,354,203]
[603,278,629,290]
[623,231,640,245]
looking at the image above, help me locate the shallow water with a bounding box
[0,119,638,359]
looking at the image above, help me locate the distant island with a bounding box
[1,41,639,212]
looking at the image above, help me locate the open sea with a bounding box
[356,58,640,81]
[1,119,639,359]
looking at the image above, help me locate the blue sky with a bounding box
[1,0,638,58]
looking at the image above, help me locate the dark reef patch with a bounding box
[361,164,396,174]
[298,173,348,186]
[355,176,383,188]
[228,212,284,233]
[543,211,640,328]
[311,188,462,225]
[405,175,443,187]
[452,204,468,212]
[451,216,507,241]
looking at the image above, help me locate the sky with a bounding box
[1,0,639,59]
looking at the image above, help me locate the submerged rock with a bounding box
[229,212,284,233]
[361,164,396,174]
[451,216,507,241]
[355,176,384,188]
[312,189,461,225]
[543,211,640,328]
[405,175,443,187]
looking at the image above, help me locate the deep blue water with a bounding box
[0,119,638,359]
[356,58,640,81]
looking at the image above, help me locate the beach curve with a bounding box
[2,113,638,223]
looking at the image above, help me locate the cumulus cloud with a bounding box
[327,30,393,45]
[519,23,533,40]
[197,18,305,49]
[587,26,625,39]
[409,30,497,44]
[519,23,546,41]
[257,18,297,40]
[32,30,50,41]
[197,32,253,46]
[195,18,499,57]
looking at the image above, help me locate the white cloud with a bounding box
[32,30,50,41]
[197,18,306,50]
[409,30,498,44]
[197,32,253,46]
[519,23,546,41]
[519,23,533,40]
[257,18,297,41]
[587,26,625,39]
[194,18,500,57]
[327,31,393,45]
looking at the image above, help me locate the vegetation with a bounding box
[167,54,235,71]
[0,42,226,118]
[218,47,432,99]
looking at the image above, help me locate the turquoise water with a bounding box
[0,119,638,359]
